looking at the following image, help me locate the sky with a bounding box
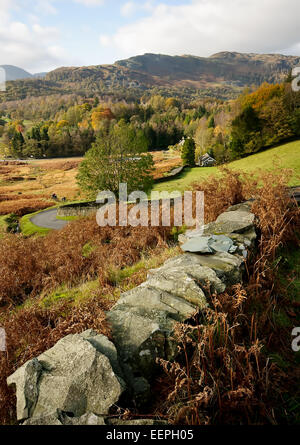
[1,0,300,73]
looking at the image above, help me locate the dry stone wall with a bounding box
[7,201,257,426]
[57,201,104,217]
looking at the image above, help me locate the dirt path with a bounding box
[30,209,68,230]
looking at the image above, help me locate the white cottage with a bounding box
[198,153,217,167]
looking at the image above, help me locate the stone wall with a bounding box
[7,201,257,426]
[57,201,104,217]
[154,165,187,184]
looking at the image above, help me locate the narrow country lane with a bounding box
[30,209,68,230]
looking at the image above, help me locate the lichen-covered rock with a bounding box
[225,202,253,213]
[228,227,257,246]
[107,305,175,380]
[23,411,106,426]
[181,234,237,254]
[179,205,256,244]
[145,270,207,308]
[7,358,42,421]
[209,235,237,253]
[175,252,243,286]
[23,412,63,426]
[116,285,198,320]
[214,210,255,234]
[79,329,124,379]
[181,236,214,253]
[62,412,106,426]
[8,331,126,421]
[151,254,227,294]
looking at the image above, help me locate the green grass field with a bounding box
[153,140,300,193]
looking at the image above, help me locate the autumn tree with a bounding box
[77,122,154,198]
[91,107,115,131]
[230,105,262,158]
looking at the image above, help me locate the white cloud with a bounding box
[0,2,66,72]
[36,0,105,13]
[73,0,105,5]
[0,23,67,72]
[121,1,136,17]
[101,0,300,58]
[0,0,108,72]
[32,24,60,40]
[27,13,40,23]
[121,1,155,17]
[99,34,110,47]
[36,0,58,15]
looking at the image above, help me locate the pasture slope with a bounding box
[153,140,300,193]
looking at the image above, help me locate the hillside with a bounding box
[116,52,299,85]
[153,140,300,193]
[1,52,299,103]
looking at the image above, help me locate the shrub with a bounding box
[0,199,55,216]
[0,209,172,306]
[4,214,19,233]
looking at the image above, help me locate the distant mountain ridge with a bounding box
[0,65,33,81]
[0,65,47,81]
[1,52,300,102]
[113,52,300,85]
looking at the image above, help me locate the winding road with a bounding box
[29,186,300,232]
[30,209,68,230]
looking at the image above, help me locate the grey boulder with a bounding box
[181,234,237,255]
[23,411,106,426]
[214,210,255,234]
[107,305,175,380]
[62,412,106,426]
[225,201,253,213]
[116,285,198,320]
[176,252,243,286]
[7,358,42,420]
[8,331,126,421]
[22,412,63,426]
[181,236,214,253]
[145,270,207,308]
[147,256,226,295]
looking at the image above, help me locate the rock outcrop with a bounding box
[8,331,126,422]
[7,201,257,425]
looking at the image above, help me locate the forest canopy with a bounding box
[1,79,300,163]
